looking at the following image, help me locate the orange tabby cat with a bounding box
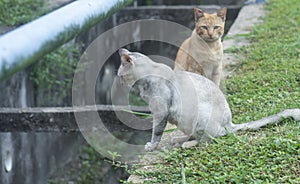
[174,7,227,87]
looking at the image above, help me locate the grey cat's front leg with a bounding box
[145,97,169,151]
[145,115,168,151]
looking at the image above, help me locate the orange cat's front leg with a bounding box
[212,65,222,87]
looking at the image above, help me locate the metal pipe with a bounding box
[0,0,132,81]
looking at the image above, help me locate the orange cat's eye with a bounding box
[201,26,208,30]
[214,26,220,29]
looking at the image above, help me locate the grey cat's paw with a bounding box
[182,140,198,149]
[145,142,159,151]
[171,135,190,145]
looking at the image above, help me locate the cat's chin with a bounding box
[204,37,219,42]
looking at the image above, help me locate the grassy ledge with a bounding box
[0,0,48,26]
[126,0,300,183]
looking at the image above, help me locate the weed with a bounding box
[0,0,48,26]
[29,42,81,106]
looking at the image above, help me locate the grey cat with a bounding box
[117,48,300,151]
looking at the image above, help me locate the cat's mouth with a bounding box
[203,37,218,42]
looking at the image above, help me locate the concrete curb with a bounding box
[223,3,265,77]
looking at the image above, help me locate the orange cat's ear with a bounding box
[194,8,204,22]
[119,48,134,64]
[217,7,227,21]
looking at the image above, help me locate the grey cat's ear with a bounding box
[119,48,130,56]
[119,48,134,64]
[217,7,227,21]
[194,8,204,22]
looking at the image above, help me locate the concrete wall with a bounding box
[0,106,151,183]
[0,132,83,184]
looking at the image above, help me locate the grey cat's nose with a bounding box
[118,48,130,56]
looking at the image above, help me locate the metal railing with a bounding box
[0,0,132,81]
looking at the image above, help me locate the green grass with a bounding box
[131,120,299,183]
[127,0,300,183]
[0,0,48,26]
[29,43,80,106]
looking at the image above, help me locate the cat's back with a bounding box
[169,70,231,136]
[173,70,228,109]
[174,70,221,95]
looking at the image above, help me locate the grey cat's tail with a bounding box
[232,108,300,132]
